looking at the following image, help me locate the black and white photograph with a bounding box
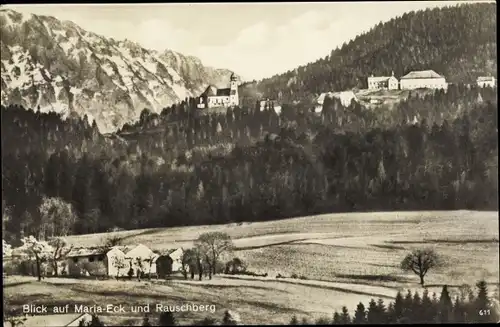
[1,1,499,326]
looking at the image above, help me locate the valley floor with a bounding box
[4,210,499,325]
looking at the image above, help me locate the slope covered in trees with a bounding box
[2,83,497,244]
[248,2,496,102]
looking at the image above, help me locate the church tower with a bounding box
[229,73,239,107]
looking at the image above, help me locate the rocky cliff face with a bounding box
[0,9,237,132]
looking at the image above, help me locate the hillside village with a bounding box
[315,70,496,112]
[200,69,496,117]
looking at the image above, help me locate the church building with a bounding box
[197,73,240,109]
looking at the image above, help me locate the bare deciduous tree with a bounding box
[47,237,73,277]
[195,232,233,276]
[400,248,440,286]
[145,253,158,280]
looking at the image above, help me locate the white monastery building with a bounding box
[367,72,399,90]
[476,76,496,88]
[399,70,447,90]
[197,73,239,109]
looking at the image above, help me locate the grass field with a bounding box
[4,210,499,325]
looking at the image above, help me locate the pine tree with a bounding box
[421,288,434,323]
[432,292,439,305]
[89,315,104,327]
[475,280,491,323]
[332,311,341,324]
[376,299,387,323]
[452,296,465,323]
[353,302,367,324]
[366,299,379,323]
[465,288,476,322]
[340,306,351,324]
[159,311,176,326]
[392,291,404,322]
[439,285,453,323]
[386,302,395,323]
[412,291,422,323]
[195,317,217,326]
[142,315,152,326]
[289,315,298,325]
[403,290,413,320]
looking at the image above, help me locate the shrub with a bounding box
[291,273,298,279]
[68,262,83,277]
[82,262,107,277]
[299,275,307,280]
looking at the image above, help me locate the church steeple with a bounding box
[229,73,239,107]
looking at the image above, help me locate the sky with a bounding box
[4,1,488,81]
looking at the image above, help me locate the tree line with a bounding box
[291,281,498,324]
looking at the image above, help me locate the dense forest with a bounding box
[1,82,497,244]
[244,3,497,102]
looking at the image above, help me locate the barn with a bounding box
[155,248,185,278]
[65,248,108,277]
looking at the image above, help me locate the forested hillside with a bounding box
[2,84,497,244]
[248,3,496,102]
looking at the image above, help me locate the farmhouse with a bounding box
[197,73,239,109]
[11,313,97,327]
[167,247,184,272]
[64,245,136,277]
[367,72,399,90]
[399,70,447,90]
[477,76,496,88]
[65,247,110,277]
[105,246,128,277]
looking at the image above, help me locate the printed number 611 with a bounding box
[479,309,491,316]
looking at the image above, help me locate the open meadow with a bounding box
[4,210,499,325]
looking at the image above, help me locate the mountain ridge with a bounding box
[0,8,239,133]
